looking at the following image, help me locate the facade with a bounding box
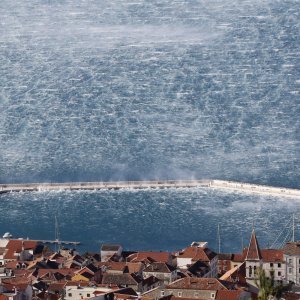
[260,249,285,282]
[284,241,300,285]
[245,229,286,284]
[217,254,232,276]
[65,286,115,300]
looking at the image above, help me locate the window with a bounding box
[299,268,300,274]
[87,294,90,297]
[289,268,292,274]
[254,266,257,275]
[278,271,281,276]
[270,263,273,267]
[211,293,215,299]
[68,293,72,297]
[278,263,281,268]
[161,291,165,297]
[178,292,182,297]
[249,266,252,277]
[288,258,292,264]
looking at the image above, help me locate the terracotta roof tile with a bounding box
[6,240,37,252]
[261,249,284,262]
[245,230,262,261]
[127,252,171,263]
[177,247,217,262]
[102,273,142,286]
[215,290,244,300]
[144,262,175,273]
[101,244,122,251]
[284,242,300,255]
[166,277,228,291]
[47,282,66,292]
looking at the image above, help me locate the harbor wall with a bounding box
[0,179,299,199]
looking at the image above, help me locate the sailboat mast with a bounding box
[55,216,61,252]
[217,223,221,253]
[292,214,295,242]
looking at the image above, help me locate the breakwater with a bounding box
[0,179,299,199]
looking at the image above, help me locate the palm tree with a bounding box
[254,268,287,300]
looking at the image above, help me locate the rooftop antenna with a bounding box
[55,216,61,252]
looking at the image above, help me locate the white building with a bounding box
[100,244,123,262]
[176,242,218,277]
[65,286,115,300]
[284,241,300,286]
[245,229,286,286]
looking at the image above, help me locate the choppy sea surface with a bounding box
[0,0,299,252]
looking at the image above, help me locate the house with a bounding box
[283,241,300,285]
[219,262,247,285]
[143,262,177,284]
[244,229,286,284]
[217,254,232,276]
[142,276,161,293]
[0,280,33,300]
[176,243,218,277]
[101,244,123,262]
[72,264,102,283]
[127,252,173,266]
[65,285,118,300]
[142,277,247,300]
[100,261,144,276]
[102,273,143,292]
[261,249,285,281]
[2,240,40,263]
[186,260,211,278]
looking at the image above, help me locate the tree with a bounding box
[254,268,288,300]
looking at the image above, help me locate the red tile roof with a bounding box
[47,282,67,292]
[166,277,228,291]
[127,252,171,263]
[245,230,262,261]
[260,249,284,262]
[3,240,38,260]
[177,247,217,262]
[6,240,37,252]
[143,262,175,273]
[215,290,244,300]
[284,242,300,255]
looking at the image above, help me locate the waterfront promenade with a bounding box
[0,179,300,199]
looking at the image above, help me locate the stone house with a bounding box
[101,244,123,262]
[284,241,300,285]
[142,277,250,300]
[143,262,177,284]
[176,243,218,277]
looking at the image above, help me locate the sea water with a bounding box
[0,0,299,252]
